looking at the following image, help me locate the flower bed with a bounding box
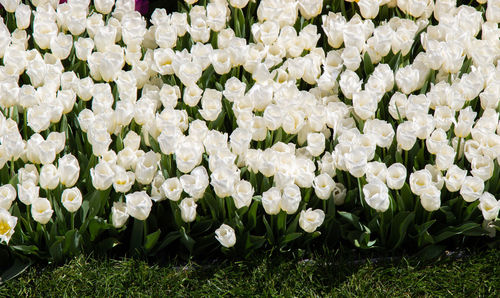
[0,0,499,263]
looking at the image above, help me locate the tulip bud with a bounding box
[58,154,80,187]
[299,208,325,233]
[478,192,500,221]
[444,165,467,192]
[111,202,129,228]
[0,185,16,210]
[420,185,441,211]
[332,182,347,205]
[31,197,53,224]
[61,187,83,213]
[17,181,39,206]
[15,3,31,29]
[179,197,197,223]
[313,173,334,200]
[134,151,159,185]
[126,191,152,221]
[215,224,236,248]
[90,162,115,190]
[262,187,281,215]
[363,181,390,212]
[39,164,60,190]
[161,177,183,202]
[232,180,254,209]
[0,209,17,244]
[280,184,301,214]
[460,176,484,203]
[386,163,407,190]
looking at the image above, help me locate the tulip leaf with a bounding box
[389,52,401,71]
[263,216,274,245]
[433,222,480,243]
[416,244,446,260]
[363,52,374,77]
[285,213,300,235]
[89,218,109,241]
[277,211,287,234]
[0,258,32,284]
[10,245,40,257]
[155,231,181,252]
[439,206,457,224]
[338,211,362,230]
[144,229,161,252]
[463,201,480,221]
[148,135,160,153]
[388,211,415,249]
[129,219,144,255]
[49,239,64,263]
[282,232,302,245]
[399,184,414,211]
[63,229,81,256]
[247,201,259,231]
[180,226,195,253]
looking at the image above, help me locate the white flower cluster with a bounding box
[0,0,499,247]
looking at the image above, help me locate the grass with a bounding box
[0,248,499,297]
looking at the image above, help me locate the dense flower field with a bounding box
[0,0,499,263]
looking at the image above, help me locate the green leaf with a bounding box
[180,226,195,253]
[338,211,362,230]
[89,218,109,241]
[144,229,161,252]
[281,232,302,245]
[388,211,415,249]
[389,52,402,71]
[263,216,275,245]
[416,244,446,260]
[10,245,40,256]
[285,213,300,235]
[439,206,457,224]
[363,52,374,77]
[148,135,160,152]
[247,200,259,230]
[277,211,287,234]
[433,222,480,243]
[49,239,64,263]
[63,229,81,256]
[0,258,32,284]
[155,231,181,252]
[129,219,144,255]
[398,183,414,211]
[80,189,110,233]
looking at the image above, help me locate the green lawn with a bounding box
[1,249,499,297]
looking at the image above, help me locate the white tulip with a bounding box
[262,187,281,215]
[111,201,129,228]
[363,181,390,212]
[126,191,152,221]
[0,209,17,244]
[420,185,441,211]
[215,224,236,248]
[31,197,53,225]
[299,208,325,233]
[460,176,484,203]
[179,197,197,223]
[61,187,83,213]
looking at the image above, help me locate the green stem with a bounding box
[379,212,385,245]
[358,177,364,208]
[71,212,75,231]
[455,137,461,163]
